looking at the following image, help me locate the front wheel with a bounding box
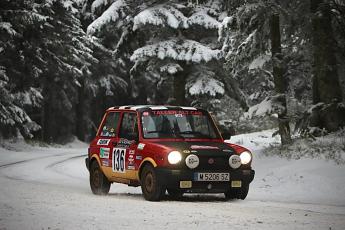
[140,165,165,201]
[90,160,111,195]
[224,184,249,200]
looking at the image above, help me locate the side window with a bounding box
[119,113,138,140]
[100,112,120,137]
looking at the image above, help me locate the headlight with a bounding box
[240,151,252,164]
[168,151,182,164]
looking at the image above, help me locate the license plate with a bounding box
[194,173,230,181]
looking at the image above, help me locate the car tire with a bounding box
[140,164,165,201]
[224,184,249,200]
[167,189,184,199]
[90,160,111,195]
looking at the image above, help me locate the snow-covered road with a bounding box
[1,135,345,230]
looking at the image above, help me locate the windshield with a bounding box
[141,110,220,139]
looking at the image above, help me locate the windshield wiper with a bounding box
[146,130,163,133]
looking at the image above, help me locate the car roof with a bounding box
[106,105,206,112]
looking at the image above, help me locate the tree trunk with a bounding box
[76,78,86,141]
[173,74,186,106]
[311,0,342,104]
[172,63,187,106]
[270,13,292,145]
[308,0,345,132]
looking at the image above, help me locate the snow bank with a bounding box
[230,129,345,205]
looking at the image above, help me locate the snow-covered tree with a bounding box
[130,1,227,106]
[0,0,44,138]
[85,0,232,108]
[0,0,99,142]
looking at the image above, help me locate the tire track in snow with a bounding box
[45,154,87,181]
[0,152,87,187]
[0,153,68,169]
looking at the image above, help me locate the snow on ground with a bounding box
[230,130,345,206]
[0,131,345,229]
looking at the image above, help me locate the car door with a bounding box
[93,111,121,174]
[112,112,139,180]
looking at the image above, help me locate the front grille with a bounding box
[197,156,229,170]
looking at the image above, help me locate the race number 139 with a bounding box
[112,148,126,173]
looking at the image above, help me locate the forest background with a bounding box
[1,0,344,143]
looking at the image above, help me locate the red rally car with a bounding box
[85,105,255,201]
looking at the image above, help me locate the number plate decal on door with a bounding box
[112,148,126,173]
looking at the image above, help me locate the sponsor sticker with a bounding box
[129,150,135,155]
[152,110,202,116]
[116,138,135,148]
[128,155,134,163]
[127,165,135,170]
[136,155,142,160]
[100,147,110,159]
[101,159,110,167]
[97,139,110,145]
[190,145,219,150]
[137,143,145,150]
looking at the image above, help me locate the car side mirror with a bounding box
[222,132,231,140]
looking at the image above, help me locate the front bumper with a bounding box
[155,168,255,193]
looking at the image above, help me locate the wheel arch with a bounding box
[138,157,157,181]
[90,154,102,169]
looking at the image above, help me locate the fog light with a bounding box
[185,154,199,169]
[229,155,241,169]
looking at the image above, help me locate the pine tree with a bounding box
[0,0,43,139]
[36,0,98,142]
[130,1,226,106]
[86,0,232,109]
[0,0,100,142]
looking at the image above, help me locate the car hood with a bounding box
[150,141,237,156]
